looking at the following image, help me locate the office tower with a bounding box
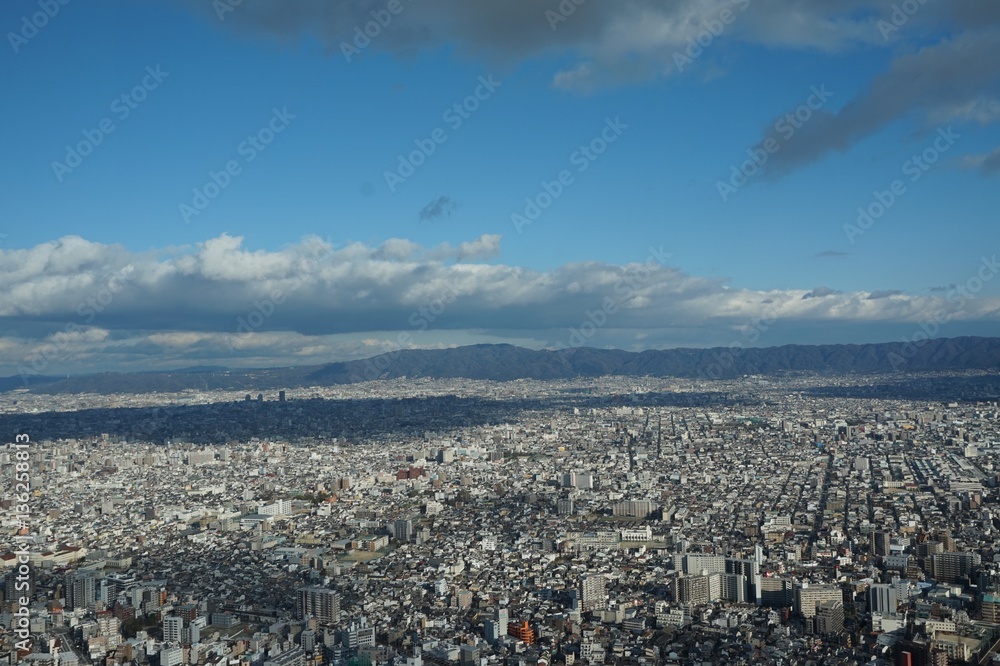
[279,390,286,402]
[297,587,340,623]
[557,498,575,516]
[580,574,606,612]
[869,583,898,614]
[497,607,509,630]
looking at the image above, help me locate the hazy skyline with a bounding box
[2,0,999,375]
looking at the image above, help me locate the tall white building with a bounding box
[580,573,606,612]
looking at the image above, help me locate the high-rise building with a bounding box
[484,619,502,643]
[869,583,897,615]
[393,519,413,542]
[5,569,33,602]
[497,607,509,629]
[676,554,726,575]
[795,583,842,619]
[297,587,340,624]
[674,575,712,605]
[557,498,575,516]
[930,552,980,583]
[65,570,99,611]
[726,558,762,603]
[874,531,891,557]
[613,500,655,518]
[814,600,844,635]
[580,574,606,612]
[163,615,184,644]
[982,592,1000,623]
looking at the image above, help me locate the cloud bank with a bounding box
[2,234,997,375]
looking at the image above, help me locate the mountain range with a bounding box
[4,336,1000,395]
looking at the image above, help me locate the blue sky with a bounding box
[1,0,999,375]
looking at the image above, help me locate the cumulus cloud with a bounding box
[1,234,998,374]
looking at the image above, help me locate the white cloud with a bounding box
[0,234,998,374]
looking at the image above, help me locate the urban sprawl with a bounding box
[1,372,1000,666]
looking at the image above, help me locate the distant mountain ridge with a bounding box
[6,337,1000,394]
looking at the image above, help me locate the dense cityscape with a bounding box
[4,2,999,666]
[2,372,1000,665]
